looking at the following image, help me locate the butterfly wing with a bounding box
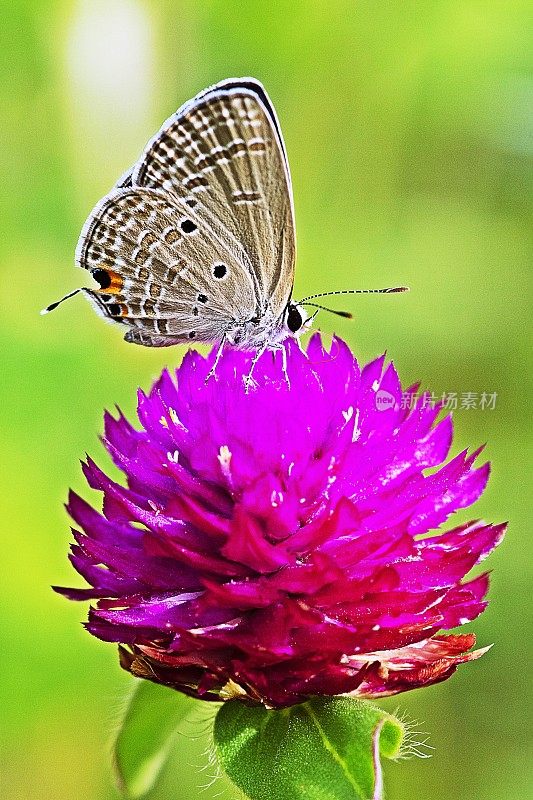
[76,187,257,345]
[76,78,295,347]
[132,78,296,319]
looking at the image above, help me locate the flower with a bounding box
[56,336,506,709]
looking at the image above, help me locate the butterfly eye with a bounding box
[197,293,208,303]
[286,304,303,333]
[213,263,227,279]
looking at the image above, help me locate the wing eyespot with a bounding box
[91,267,123,294]
[213,263,227,279]
[92,268,111,289]
[180,218,197,234]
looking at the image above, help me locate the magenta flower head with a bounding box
[57,336,505,709]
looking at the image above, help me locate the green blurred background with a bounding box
[1,1,531,798]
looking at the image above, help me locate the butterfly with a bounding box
[43,77,407,371]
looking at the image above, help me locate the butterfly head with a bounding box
[278,302,316,342]
[225,303,310,348]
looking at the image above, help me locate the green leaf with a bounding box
[113,679,195,798]
[214,697,404,800]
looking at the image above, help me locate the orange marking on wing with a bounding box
[106,270,124,294]
[94,268,124,294]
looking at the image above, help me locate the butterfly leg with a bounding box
[294,335,305,353]
[265,343,291,388]
[243,342,270,393]
[205,336,227,384]
[277,343,290,388]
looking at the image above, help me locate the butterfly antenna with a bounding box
[297,286,409,304]
[40,288,83,315]
[299,301,353,318]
